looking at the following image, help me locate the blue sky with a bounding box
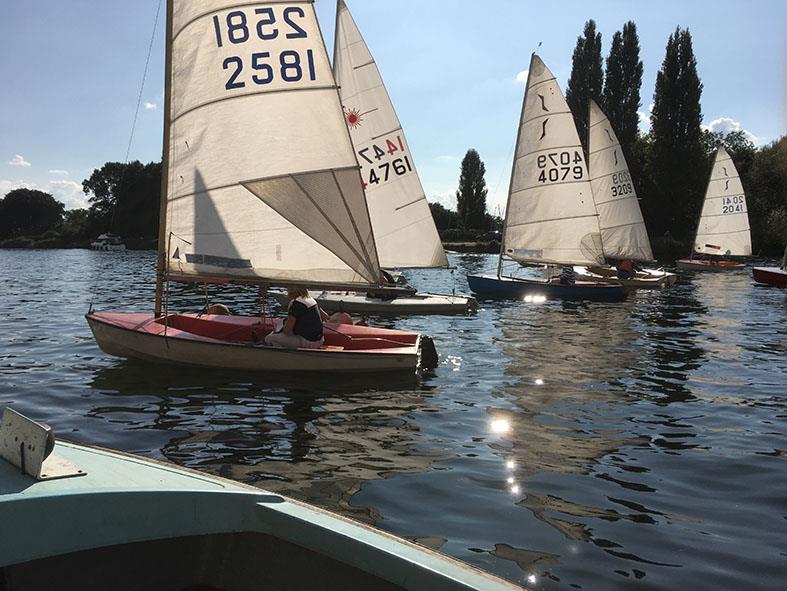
[2,0,785,213]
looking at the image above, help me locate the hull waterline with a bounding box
[675,259,745,272]
[576,266,678,290]
[466,274,626,302]
[86,312,429,373]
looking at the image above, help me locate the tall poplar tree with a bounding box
[602,21,643,160]
[566,20,603,151]
[646,27,706,238]
[456,149,489,230]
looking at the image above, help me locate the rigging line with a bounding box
[124,0,163,163]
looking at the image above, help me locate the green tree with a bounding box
[746,137,787,254]
[455,149,489,230]
[82,160,162,239]
[428,202,459,231]
[0,188,65,238]
[602,21,643,159]
[566,19,603,151]
[646,27,706,238]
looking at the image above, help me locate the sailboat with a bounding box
[275,0,474,315]
[676,146,751,271]
[752,243,787,287]
[86,1,437,372]
[0,407,522,591]
[466,54,625,302]
[575,100,678,289]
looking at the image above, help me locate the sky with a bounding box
[1,0,785,214]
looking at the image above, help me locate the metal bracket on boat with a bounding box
[0,407,86,481]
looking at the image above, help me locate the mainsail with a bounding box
[501,54,603,267]
[693,146,752,256]
[588,100,654,262]
[161,1,380,286]
[333,0,448,269]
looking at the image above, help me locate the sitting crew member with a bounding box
[616,259,641,280]
[265,286,328,350]
[559,265,576,286]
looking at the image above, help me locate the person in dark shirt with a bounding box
[265,286,328,349]
[559,265,576,286]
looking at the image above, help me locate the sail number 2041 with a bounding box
[212,7,316,90]
[536,151,584,183]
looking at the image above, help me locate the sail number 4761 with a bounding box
[357,136,412,188]
[212,7,317,90]
[537,151,584,183]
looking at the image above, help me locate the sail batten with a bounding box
[334,0,448,269]
[693,146,751,256]
[501,54,603,267]
[587,100,654,262]
[163,0,381,286]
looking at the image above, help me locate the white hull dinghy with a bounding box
[272,289,477,315]
[0,408,522,591]
[87,0,439,371]
[676,146,752,271]
[575,265,678,290]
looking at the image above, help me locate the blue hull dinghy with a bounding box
[467,274,625,302]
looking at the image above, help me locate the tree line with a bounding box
[2,20,784,256]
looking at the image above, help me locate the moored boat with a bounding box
[752,245,787,286]
[90,233,126,251]
[271,289,477,315]
[676,258,746,272]
[0,407,521,590]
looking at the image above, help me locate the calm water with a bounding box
[1,248,785,590]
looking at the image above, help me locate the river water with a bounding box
[1,248,785,590]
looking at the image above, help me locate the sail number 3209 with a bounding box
[537,151,584,183]
[212,7,316,90]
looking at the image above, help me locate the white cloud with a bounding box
[702,117,760,145]
[8,154,31,167]
[0,178,88,210]
[144,101,157,110]
[48,169,69,175]
[515,69,528,84]
[637,102,655,132]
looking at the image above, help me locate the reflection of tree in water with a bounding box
[485,299,691,579]
[88,363,445,524]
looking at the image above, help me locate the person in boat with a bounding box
[616,259,642,280]
[559,265,576,285]
[366,269,399,301]
[265,286,328,349]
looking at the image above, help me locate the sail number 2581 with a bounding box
[537,151,584,183]
[212,7,316,90]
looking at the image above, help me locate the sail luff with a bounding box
[162,0,382,287]
[154,0,174,316]
[693,146,752,256]
[501,54,603,267]
[587,99,654,262]
[334,0,448,269]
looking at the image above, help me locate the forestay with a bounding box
[694,146,752,256]
[163,1,380,286]
[588,100,654,262]
[502,55,603,266]
[333,0,447,269]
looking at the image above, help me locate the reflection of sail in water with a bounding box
[88,365,441,523]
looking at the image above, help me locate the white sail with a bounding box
[333,0,448,269]
[502,54,603,266]
[588,100,654,262]
[163,1,380,286]
[694,146,752,256]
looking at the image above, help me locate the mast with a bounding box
[498,54,534,279]
[154,0,173,317]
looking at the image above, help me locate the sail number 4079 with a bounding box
[212,7,317,90]
[537,151,584,183]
